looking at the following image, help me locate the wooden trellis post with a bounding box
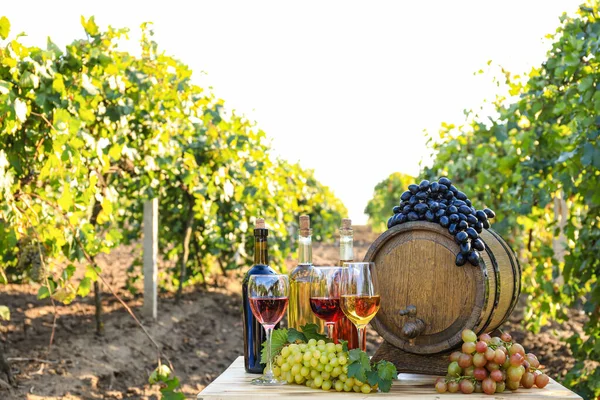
[142,198,158,319]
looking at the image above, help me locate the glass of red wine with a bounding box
[309,266,344,343]
[248,274,289,385]
[340,262,380,352]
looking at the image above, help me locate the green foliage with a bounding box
[421,2,599,397]
[364,172,414,232]
[0,16,346,305]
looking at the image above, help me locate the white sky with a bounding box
[3,0,580,224]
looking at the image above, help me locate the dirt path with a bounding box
[0,226,580,399]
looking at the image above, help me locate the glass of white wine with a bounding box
[340,262,380,352]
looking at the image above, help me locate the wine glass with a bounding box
[340,262,380,352]
[309,266,344,343]
[248,274,289,385]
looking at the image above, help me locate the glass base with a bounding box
[251,376,287,386]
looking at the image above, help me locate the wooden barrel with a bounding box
[364,221,521,355]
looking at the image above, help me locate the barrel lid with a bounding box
[364,221,486,354]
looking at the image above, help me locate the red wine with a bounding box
[310,297,344,323]
[249,297,288,326]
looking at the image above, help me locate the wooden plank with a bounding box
[197,357,582,400]
[142,198,158,319]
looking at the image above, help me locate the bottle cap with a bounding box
[342,218,352,229]
[255,218,265,229]
[299,215,310,230]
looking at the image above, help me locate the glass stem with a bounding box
[264,325,274,378]
[358,326,366,352]
[326,323,336,344]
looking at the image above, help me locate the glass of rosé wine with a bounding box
[340,262,380,352]
[309,266,345,343]
[248,274,289,385]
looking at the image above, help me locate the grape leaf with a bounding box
[260,328,288,364]
[299,323,329,342]
[347,361,368,384]
[340,339,349,353]
[287,328,306,343]
[376,360,398,381]
[366,370,380,386]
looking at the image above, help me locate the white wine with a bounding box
[288,215,324,331]
[340,295,381,327]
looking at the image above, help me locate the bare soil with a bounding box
[0,226,581,399]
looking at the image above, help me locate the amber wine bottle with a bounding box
[288,215,324,332]
[335,219,366,349]
[242,218,278,373]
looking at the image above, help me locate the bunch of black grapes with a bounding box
[387,177,495,267]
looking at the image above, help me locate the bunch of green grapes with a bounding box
[272,339,374,393]
[17,239,48,283]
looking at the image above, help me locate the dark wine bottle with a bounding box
[242,218,278,374]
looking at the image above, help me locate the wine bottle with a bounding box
[242,218,278,374]
[335,219,366,349]
[288,215,324,331]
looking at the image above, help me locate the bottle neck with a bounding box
[339,228,353,263]
[298,234,312,265]
[254,236,268,265]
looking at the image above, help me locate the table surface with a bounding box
[197,357,582,400]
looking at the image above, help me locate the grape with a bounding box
[294,374,304,384]
[475,341,488,353]
[450,351,462,362]
[507,365,525,382]
[345,377,354,387]
[510,353,524,366]
[286,372,294,383]
[281,362,291,372]
[458,353,473,368]
[319,355,328,364]
[448,361,462,377]
[300,366,309,377]
[535,373,549,388]
[294,353,303,364]
[317,340,325,346]
[305,379,313,388]
[461,329,478,343]
[464,366,475,377]
[321,380,332,391]
[435,380,447,393]
[335,343,343,352]
[509,343,526,357]
[479,333,492,343]
[495,381,506,393]
[361,384,371,394]
[353,385,361,393]
[488,336,501,346]
[276,355,284,366]
[332,366,341,377]
[484,347,496,361]
[313,375,323,388]
[494,349,507,364]
[321,371,331,381]
[324,364,333,373]
[521,371,535,388]
[334,380,344,392]
[474,381,483,393]
[447,381,459,393]
[473,353,487,368]
[500,332,512,342]
[526,353,540,368]
[338,355,347,365]
[506,379,520,390]
[482,378,496,395]
[316,363,324,372]
[460,379,475,394]
[462,341,477,354]
[485,362,500,371]
[343,383,352,392]
[273,367,281,377]
[291,364,301,375]
[490,369,504,382]
[473,367,488,381]
[310,358,318,368]
[329,357,339,367]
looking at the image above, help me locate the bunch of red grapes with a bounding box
[435,329,550,394]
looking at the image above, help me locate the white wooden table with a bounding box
[197,357,582,400]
